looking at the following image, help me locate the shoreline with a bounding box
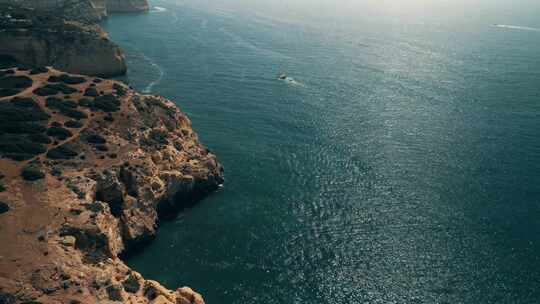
[0,2,224,303]
[0,66,223,303]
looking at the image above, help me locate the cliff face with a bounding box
[0,67,223,303]
[0,0,103,23]
[0,0,149,19]
[0,6,127,77]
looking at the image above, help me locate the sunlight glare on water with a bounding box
[103,0,540,302]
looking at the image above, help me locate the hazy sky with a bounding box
[186,0,540,28]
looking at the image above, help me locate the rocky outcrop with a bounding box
[0,5,127,77]
[0,0,103,23]
[0,67,223,303]
[0,0,149,20]
[56,0,107,23]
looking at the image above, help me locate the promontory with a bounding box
[0,66,223,303]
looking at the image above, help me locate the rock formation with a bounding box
[0,67,224,303]
[0,0,104,23]
[0,5,127,77]
[0,0,149,19]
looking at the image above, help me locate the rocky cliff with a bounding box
[0,0,149,20]
[0,67,223,303]
[0,6,127,77]
[0,0,103,23]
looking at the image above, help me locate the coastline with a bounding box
[0,1,224,303]
[0,66,223,303]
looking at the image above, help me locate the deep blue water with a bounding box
[103,1,540,303]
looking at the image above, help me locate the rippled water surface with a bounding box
[103,1,540,302]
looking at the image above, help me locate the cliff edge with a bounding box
[0,6,127,77]
[0,0,149,20]
[0,66,224,303]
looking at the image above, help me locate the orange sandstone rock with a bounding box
[0,67,223,303]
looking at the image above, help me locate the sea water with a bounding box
[103,0,540,302]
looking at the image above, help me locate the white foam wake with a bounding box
[133,50,164,94]
[219,27,292,60]
[279,76,306,88]
[142,56,165,94]
[200,18,208,30]
[122,42,165,94]
[152,6,167,12]
[171,10,179,24]
[493,24,540,32]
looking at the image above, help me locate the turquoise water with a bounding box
[103,1,540,302]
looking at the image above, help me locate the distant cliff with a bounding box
[0,0,149,22]
[0,5,127,77]
[0,0,103,23]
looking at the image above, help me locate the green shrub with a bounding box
[48,74,86,85]
[46,144,78,159]
[0,134,47,160]
[0,201,8,214]
[45,97,87,119]
[0,88,21,97]
[106,285,123,302]
[46,126,72,140]
[84,87,98,97]
[93,94,120,112]
[86,134,106,144]
[29,66,49,75]
[122,274,140,293]
[0,76,33,89]
[64,120,83,128]
[34,83,77,96]
[21,166,45,181]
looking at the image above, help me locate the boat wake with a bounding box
[171,11,179,24]
[278,75,306,88]
[130,49,164,94]
[142,54,165,94]
[493,24,540,32]
[150,5,179,24]
[200,18,208,30]
[121,42,164,94]
[219,27,291,60]
[151,6,167,12]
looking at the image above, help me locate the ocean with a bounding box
[103,0,540,302]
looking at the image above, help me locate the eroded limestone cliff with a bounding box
[0,0,149,20]
[0,6,127,77]
[0,67,223,303]
[0,0,103,23]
